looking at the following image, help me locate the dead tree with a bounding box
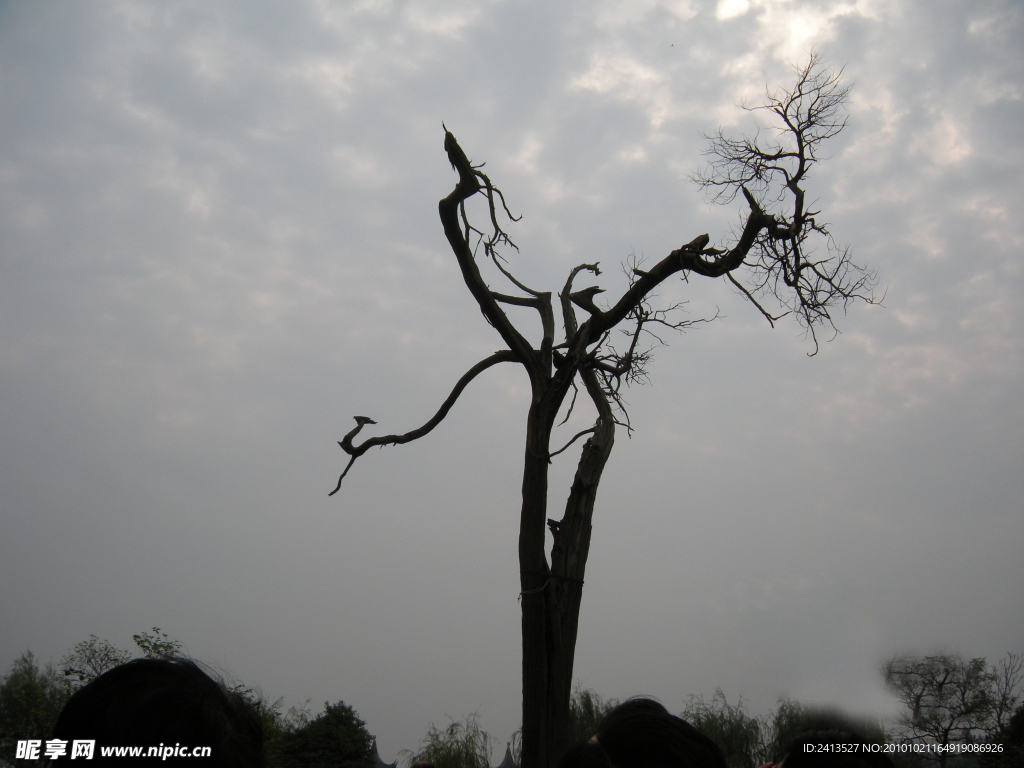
[329,54,876,768]
[883,653,1023,768]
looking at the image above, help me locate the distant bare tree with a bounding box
[883,653,1024,768]
[330,54,876,768]
[992,653,1024,734]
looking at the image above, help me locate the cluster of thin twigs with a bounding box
[692,53,878,350]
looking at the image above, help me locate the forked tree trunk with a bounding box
[520,373,615,768]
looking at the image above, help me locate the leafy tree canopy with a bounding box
[59,635,132,687]
[567,686,617,748]
[131,627,184,659]
[271,700,374,768]
[0,652,72,765]
[683,690,766,768]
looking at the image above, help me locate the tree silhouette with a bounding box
[884,653,1024,768]
[330,54,876,768]
[270,701,374,768]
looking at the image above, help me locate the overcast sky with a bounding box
[1,0,1022,760]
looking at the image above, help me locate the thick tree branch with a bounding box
[440,130,537,370]
[589,221,772,338]
[329,350,517,494]
[560,263,601,340]
[492,291,541,308]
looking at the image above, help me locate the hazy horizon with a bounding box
[2,0,1021,757]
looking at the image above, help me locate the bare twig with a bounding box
[549,428,597,461]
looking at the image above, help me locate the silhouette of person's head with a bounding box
[53,657,264,767]
[559,697,726,768]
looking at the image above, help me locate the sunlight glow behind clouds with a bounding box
[716,0,751,20]
[570,54,673,129]
[0,0,1020,755]
[717,0,887,76]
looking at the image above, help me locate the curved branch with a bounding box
[490,246,541,298]
[439,130,536,369]
[548,427,596,462]
[560,263,601,339]
[328,454,359,497]
[329,350,517,494]
[592,233,733,335]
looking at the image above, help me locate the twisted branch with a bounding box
[329,350,516,494]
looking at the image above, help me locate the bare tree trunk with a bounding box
[520,372,615,768]
[519,398,553,768]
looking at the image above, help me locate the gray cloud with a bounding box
[1,0,1021,756]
